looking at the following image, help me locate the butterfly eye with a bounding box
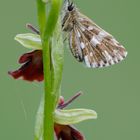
[68,3,74,11]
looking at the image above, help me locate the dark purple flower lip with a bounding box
[54,124,84,140]
[8,50,43,82]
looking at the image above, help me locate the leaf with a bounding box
[54,108,97,125]
[15,33,42,50]
[34,96,44,140]
[51,17,64,107]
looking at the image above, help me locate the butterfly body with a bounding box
[62,1,127,68]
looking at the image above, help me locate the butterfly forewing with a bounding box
[62,1,127,68]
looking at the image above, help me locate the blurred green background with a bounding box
[0,0,140,139]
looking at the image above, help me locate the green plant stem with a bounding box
[37,0,62,140]
[37,0,46,36]
[43,41,53,140]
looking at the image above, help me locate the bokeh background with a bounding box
[0,0,140,139]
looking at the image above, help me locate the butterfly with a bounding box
[61,0,127,68]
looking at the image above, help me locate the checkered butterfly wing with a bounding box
[62,2,127,68]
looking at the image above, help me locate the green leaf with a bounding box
[15,33,42,50]
[34,96,44,140]
[51,17,64,107]
[54,108,97,125]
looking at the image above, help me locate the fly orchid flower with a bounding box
[9,50,43,81]
[35,93,97,140]
[54,94,84,140]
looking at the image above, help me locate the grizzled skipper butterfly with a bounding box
[62,0,127,68]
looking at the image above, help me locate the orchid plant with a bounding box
[9,0,97,140]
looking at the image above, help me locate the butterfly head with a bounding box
[62,0,77,31]
[67,2,74,11]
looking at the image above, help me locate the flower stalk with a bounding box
[37,0,62,140]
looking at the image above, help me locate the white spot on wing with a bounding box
[124,51,128,57]
[111,38,119,46]
[88,26,94,31]
[77,31,81,37]
[91,36,100,47]
[92,62,98,68]
[85,42,88,46]
[113,57,119,63]
[113,50,124,61]
[79,17,84,21]
[109,59,115,65]
[90,31,109,47]
[105,63,110,67]
[117,54,124,61]
[113,50,118,54]
[120,45,125,49]
[90,52,93,56]
[80,26,85,31]
[84,55,91,67]
[99,60,104,67]
[96,31,109,42]
[98,31,108,38]
[102,51,112,61]
[80,42,85,49]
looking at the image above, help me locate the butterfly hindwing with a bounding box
[69,26,84,62]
